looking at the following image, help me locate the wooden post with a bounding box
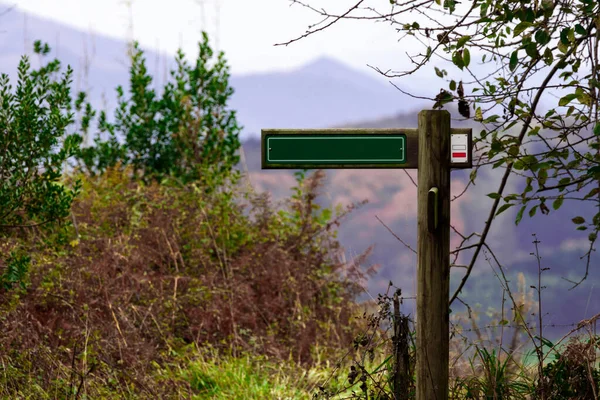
[416,110,451,400]
[393,289,410,400]
[260,110,471,399]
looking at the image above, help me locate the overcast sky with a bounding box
[8,0,415,76]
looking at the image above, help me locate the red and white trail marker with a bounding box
[451,133,469,164]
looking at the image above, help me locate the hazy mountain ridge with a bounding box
[0,6,410,139]
[229,57,406,136]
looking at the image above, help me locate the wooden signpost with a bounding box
[261,110,472,400]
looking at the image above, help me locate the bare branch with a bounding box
[375,215,417,254]
[275,0,366,47]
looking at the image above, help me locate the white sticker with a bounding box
[451,134,468,164]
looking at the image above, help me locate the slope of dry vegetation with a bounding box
[0,166,376,398]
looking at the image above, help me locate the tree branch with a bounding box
[450,26,597,305]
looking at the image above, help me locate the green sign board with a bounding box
[267,134,405,163]
[262,129,421,169]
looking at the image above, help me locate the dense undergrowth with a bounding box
[0,166,379,398]
[0,34,384,399]
[3,167,597,400]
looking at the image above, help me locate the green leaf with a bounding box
[509,51,518,72]
[525,42,539,58]
[496,203,514,216]
[574,24,586,36]
[435,67,444,78]
[557,177,570,192]
[572,216,585,224]
[449,80,457,91]
[463,48,471,67]
[552,195,564,210]
[487,192,501,200]
[514,160,525,170]
[529,205,538,217]
[515,205,526,225]
[594,123,600,136]
[534,29,551,46]
[457,35,471,47]
[557,41,568,53]
[558,93,578,106]
[484,114,500,123]
[528,126,541,138]
[524,177,533,193]
[443,0,457,13]
[560,27,570,44]
[513,21,533,36]
[543,47,554,65]
[505,120,518,131]
[493,159,505,169]
[588,166,600,177]
[584,187,599,199]
[521,155,537,166]
[452,51,465,70]
[575,87,592,106]
[538,168,548,185]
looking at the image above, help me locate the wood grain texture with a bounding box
[416,110,451,400]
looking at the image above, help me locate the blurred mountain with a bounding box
[0,5,412,139]
[229,57,408,136]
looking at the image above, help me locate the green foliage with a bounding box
[540,336,600,399]
[451,0,600,240]
[183,346,316,399]
[455,348,532,399]
[0,40,82,289]
[273,170,336,241]
[373,0,600,283]
[76,32,241,189]
[0,251,31,290]
[0,41,81,230]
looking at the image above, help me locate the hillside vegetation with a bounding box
[1,164,378,398]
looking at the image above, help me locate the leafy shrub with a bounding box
[539,336,600,400]
[76,32,241,189]
[0,40,82,289]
